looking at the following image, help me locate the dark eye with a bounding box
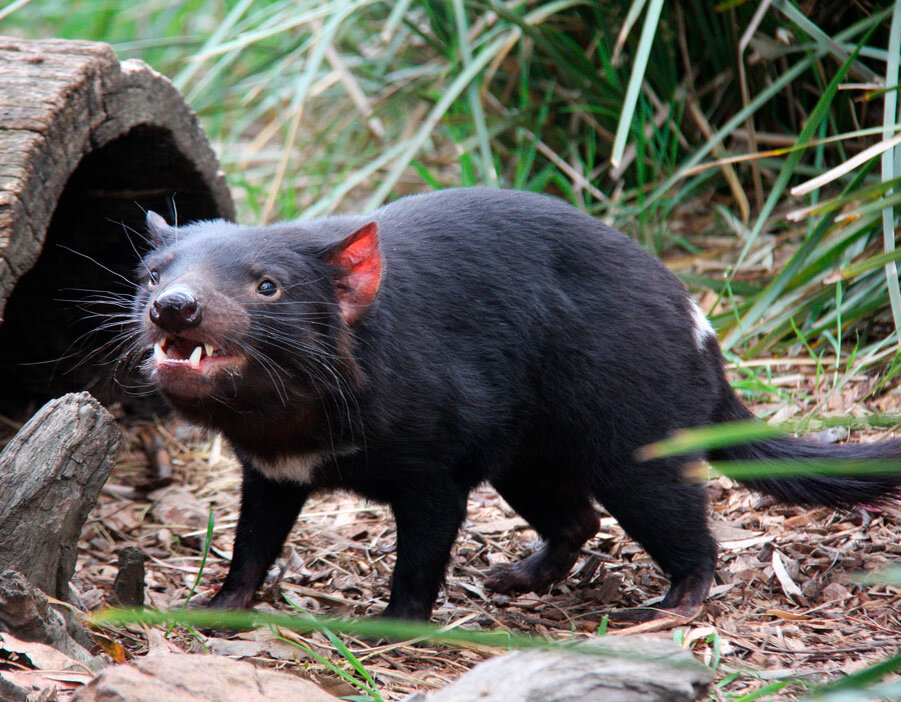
[257,279,278,296]
[148,269,160,285]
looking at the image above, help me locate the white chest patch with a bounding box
[252,447,357,484]
[254,453,325,484]
[689,298,715,350]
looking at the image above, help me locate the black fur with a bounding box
[127,187,901,620]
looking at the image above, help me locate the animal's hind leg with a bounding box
[594,456,716,623]
[485,468,599,593]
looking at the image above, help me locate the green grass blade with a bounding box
[380,0,413,43]
[611,0,648,64]
[730,681,795,702]
[452,0,497,186]
[283,597,382,699]
[710,458,901,481]
[0,0,36,23]
[637,420,787,461]
[172,0,254,90]
[722,163,873,351]
[839,233,901,282]
[91,607,705,670]
[610,0,663,169]
[640,412,901,461]
[803,652,901,697]
[272,625,383,701]
[855,566,901,585]
[788,175,901,222]
[638,8,893,217]
[880,0,901,334]
[364,30,515,208]
[321,627,381,698]
[772,0,877,83]
[166,507,214,636]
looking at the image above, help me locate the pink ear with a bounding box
[327,222,382,324]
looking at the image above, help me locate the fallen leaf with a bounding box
[146,627,185,656]
[821,582,853,601]
[766,609,811,621]
[720,535,774,551]
[149,486,209,531]
[2,668,92,691]
[91,630,129,663]
[0,632,83,672]
[470,517,528,535]
[771,550,804,600]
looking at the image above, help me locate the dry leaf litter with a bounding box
[1,366,899,700]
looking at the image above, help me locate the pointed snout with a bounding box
[150,285,202,334]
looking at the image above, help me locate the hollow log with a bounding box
[0,37,234,413]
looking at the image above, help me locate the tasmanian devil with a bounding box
[129,187,901,622]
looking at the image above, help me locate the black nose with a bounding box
[150,287,201,333]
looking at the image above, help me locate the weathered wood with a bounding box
[409,636,713,702]
[0,569,95,667]
[0,37,234,413]
[0,37,232,312]
[0,667,30,702]
[111,547,145,608]
[0,392,119,602]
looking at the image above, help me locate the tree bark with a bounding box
[0,37,233,317]
[0,37,235,413]
[0,392,119,602]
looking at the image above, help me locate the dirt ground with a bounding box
[52,363,900,701]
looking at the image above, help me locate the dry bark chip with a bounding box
[111,546,146,608]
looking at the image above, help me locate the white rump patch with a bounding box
[689,298,715,350]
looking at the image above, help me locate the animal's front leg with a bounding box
[207,464,308,609]
[382,478,469,620]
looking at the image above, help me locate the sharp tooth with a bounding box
[189,346,203,369]
[204,343,215,357]
[153,343,168,363]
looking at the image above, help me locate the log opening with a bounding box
[0,38,234,415]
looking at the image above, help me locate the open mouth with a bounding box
[152,335,238,373]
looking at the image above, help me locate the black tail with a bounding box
[709,390,901,507]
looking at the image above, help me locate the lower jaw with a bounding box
[154,361,239,399]
[156,370,218,399]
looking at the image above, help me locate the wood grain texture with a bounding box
[0,36,233,319]
[0,392,119,601]
[0,569,96,666]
